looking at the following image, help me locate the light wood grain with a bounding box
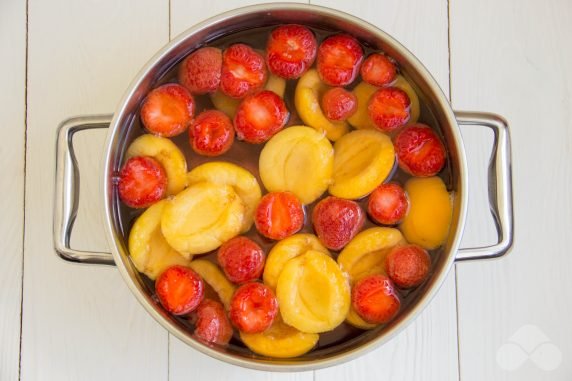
[0,0,26,380]
[451,0,572,380]
[21,0,170,379]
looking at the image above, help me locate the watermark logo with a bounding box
[496,324,562,371]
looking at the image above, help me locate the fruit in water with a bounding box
[360,53,397,87]
[321,87,357,121]
[294,69,349,141]
[385,244,431,288]
[126,134,187,196]
[312,196,365,250]
[189,259,236,310]
[400,177,452,249]
[140,83,195,137]
[264,74,287,98]
[368,87,410,132]
[277,250,350,333]
[394,124,446,177]
[155,265,204,315]
[128,200,190,279]
[230,282,278,334]
[178,47,222,94]
[217,236,266,284]
[351,274,400,324]
[189,110,234,156]
[240,315,319,358]
[263,234,329,290]
[221,43,267,98]
[368,183,409,225]
[259,126,334,204]
[234,90,289,144]
[317,34,363,86]
[161,182,245,256]
[393,75,420,126]
[329,129,395,200]
[186,162,261,233]
[193,299,233,346]
[118,156,167,208]
[254,191,304,240]
[266,24,317,79]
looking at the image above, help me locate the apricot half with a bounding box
[399,177,452,249]
[189,259,236,310]
[329,129,395,200]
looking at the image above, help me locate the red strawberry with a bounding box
[118,156,167,208]
[266,24,317,79]
[234,90,289,144]
[394,124,446,177]
[178,47,222,94]
[140,83,195,137]
[189,109,234,156]
[312,196,365,250]
[220,44,267,99]
[193,299,233,346]
[321,87,358,121]
[352,274,400,324]
[367,87,410,131]
[229,282,278,334]
[255,192,304,240]
[368,183,409,225]
[317,34,363,86]
[218,237,266,284]
[360,53,397,87]
[155,265,204,316]
[385,244,431,289]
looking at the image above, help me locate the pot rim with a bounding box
[102,2,468,372]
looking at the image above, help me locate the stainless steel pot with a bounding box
[53,3,514,371]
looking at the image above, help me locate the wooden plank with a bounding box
[21,1,170,379]
[308,1,459,380]
[451,0,572,380]
[169,1,312,379]
[0,0,26,380]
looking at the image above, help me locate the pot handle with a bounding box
[454,111,514,261]
[54,115,116,266]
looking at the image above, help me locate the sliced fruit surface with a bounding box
[360,53,397,87]
[329,129,395,200]
[266,24,317,79]
[234,90,289,144]
[254,191,304,240]
[259,125,334,204]
[394,124,446,177]
[189,109,234,157]
[352,274,400,324]
[368,182,409,225]
[189,259,236,310]
[367,87,410,132]
[155,265,204,315]
[118,156,167,208]
[140,83,195,137]
[217,236,265,284]
[221,43,267,99]
[317,34,363,86]
[320,87,357,121]
[230,282,278,334]
[393,75,420,126]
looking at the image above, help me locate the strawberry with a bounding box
[367,87,410,132]
[118,156,167,208]
[255,192,304,240]
[360,53,397,87]
[234,90,288,144]
[140,83,195,137]
[394,124,446,177]
[320,87,358,121]
[192,299,233,346]
[229,282,278,334]
[155,265,204,316]
[317,34,363,86]
[266,24,317,79]
[178,47,222,94]
[220,44,267,99]
[368,183,409,225]
[352,274,400,324]
[312,196,365,250]
[189,109,235,156]
[217,236,266,284]
[385,244,431,289]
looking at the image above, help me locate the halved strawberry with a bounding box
[352,274,400,324]
[321,87,358,121]
[317,34,363,86]
[234,90,289,144]
[367,87,410,131]
[192,299,233,346]
[229,282,278,334]
[140,83,195,137]
[255,191,304,240]
[220,44,267,99]
[118,156,167,208]
[266,24,317,79]
[360,53,397,87]
[189,109,235,156]
[368,183,409,225]
[394,124,446,176]
[155,265,204,316]
[218,236,266,284]
[178,47,222,94]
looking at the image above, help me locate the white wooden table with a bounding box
[1,0,570,380]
